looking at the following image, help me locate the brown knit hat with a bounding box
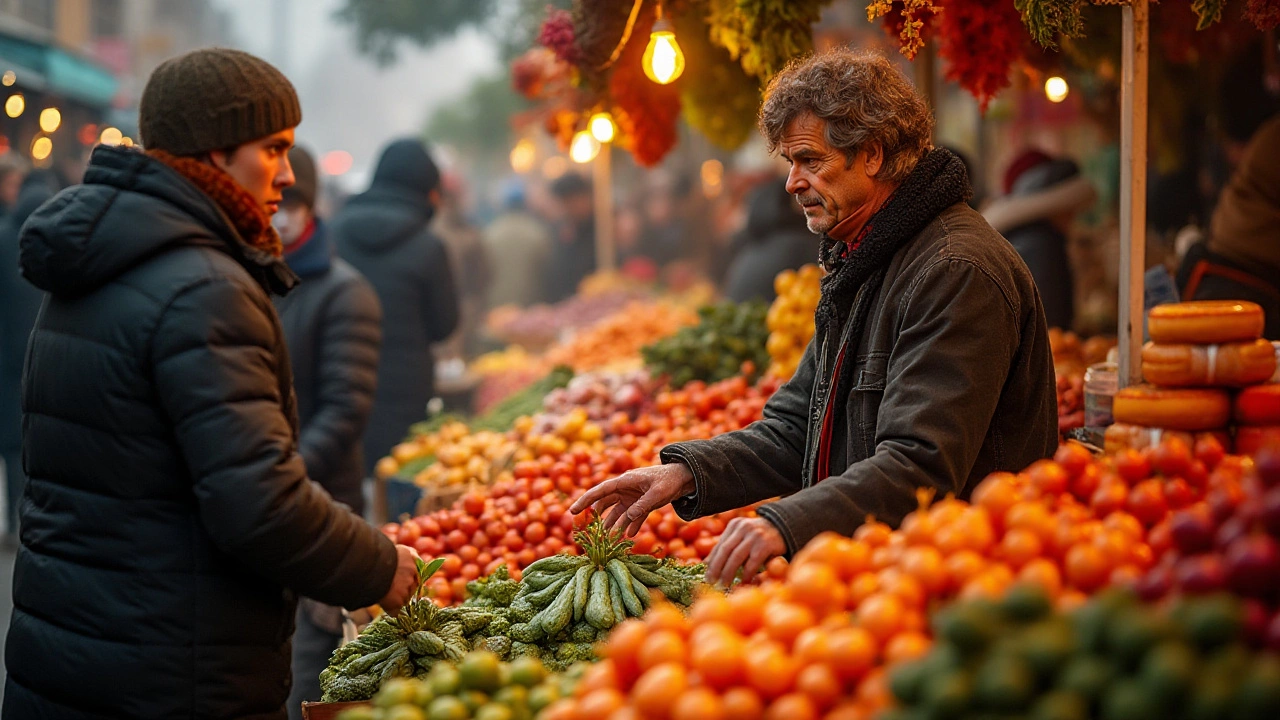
[139,48,302,156]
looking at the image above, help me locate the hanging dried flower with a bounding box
[868,0,938,59]
[538,8,583,66]
[937,0,1027,111]
[707,0,835,80]
[1245,0,1280,30]
[609,7,681,166]
[673,10,761,151]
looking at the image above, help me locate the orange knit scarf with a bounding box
[147,149,283,258]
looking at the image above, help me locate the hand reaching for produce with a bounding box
[378,544,421,616]
[569,463,695,537]
[704,517,786,587]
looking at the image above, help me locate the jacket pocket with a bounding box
[849,354,888,462]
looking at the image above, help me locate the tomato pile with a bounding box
[380,373,780,605]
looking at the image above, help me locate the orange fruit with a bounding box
[744,643,800,699]
[575,659,620,697]
[637,629,687,671]
[766,693,820,720]
[972,473,1020,521]
[605,708,641,720]
[900,511,937,546]
[788,563,847,615]
[793,626,833,666]
[1064,543,1110,592]
[884,631,932,664]
[688,593,734,626]
[796,663,843,710]
[855,592,906,642]
[899,545,947,595]
[943,550,987,589]
[824,702,871,720]
[540,699,577,720]
[934,509,995,554]
[722,688,765,720]
[632,663,688,719]
[1005,501,1055,544]
[576,688,625,720]
[764,602,817,648]
[997,527,1044,568]
[853,519,891,547]
[870,544,903,571]
[855,668,892,708]
[672,687,726,720]
[1017,558,1063,597]
[847,572,880,607]
[690,632,746,690]
[826,627,877,681]
[725,587,768,635]
[877,569,925,609]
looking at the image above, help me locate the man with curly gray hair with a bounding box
[574,49,1058,584]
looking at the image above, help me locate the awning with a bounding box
[0,30,118,109]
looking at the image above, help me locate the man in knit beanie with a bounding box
[5,48,418,719]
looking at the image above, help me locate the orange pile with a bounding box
[542,302,698,372]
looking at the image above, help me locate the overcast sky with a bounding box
[213,0,500,190]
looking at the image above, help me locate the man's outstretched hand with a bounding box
[704,517,786,587]
[568,463,695,537]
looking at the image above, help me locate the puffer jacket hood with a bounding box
[20,145,297,298]
[331,183,436,252]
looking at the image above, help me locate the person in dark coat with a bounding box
[573,49,1057,586]
[723,178,817,303]
[0,171,60,542]
[331,138,460,473]
[545,173,596,302]
[273,147,383,718]
[983,151,1097,331]
[4,48,418,720]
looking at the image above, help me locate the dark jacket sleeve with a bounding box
[151,276,397,609]
[662,338,815,519]
[424,233,460,342]
[299,275,382,493]
[756,257,1019,554]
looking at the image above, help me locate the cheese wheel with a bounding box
[1148,301,1265,344]
[1103,423,1231,455]
[1141,339,1277,388]
[1235,383,1280,425]
[1235,425,1280,456]
[1112,385,1232,431]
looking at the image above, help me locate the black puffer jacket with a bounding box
[4,146,397,720]
[331,141,459,472]
[724,180,816,303]
[275,220,382,514]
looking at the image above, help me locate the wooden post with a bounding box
[593,143,616,273]
[1118,0,1149,388]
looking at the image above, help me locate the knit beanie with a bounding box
[139,48,302,156]
[283,146,317,210]
[370,137,441,194]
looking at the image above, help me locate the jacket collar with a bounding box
[284,218,333,279]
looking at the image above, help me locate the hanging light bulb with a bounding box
[642,18,685,85]
[1044,76,1069,103]
[569,130,601,163]
[589,112,616,143]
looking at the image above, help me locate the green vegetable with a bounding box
[517,574,572,609]
[533,577,576,637]
[408,630,446,656]
[607,559,643,617]
[585,569,615,630]
[608,569,627,624]
[624,561,666,587]
[522,554,585,576]
[345,642,404,676]
[571,565,594,623]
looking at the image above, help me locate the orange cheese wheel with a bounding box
[1141,339,1277,388]
[1112,385,1232,431]
[1235,383,1280,426]
[1103,423,1231,455]
[1235,426,1280,456]
[1147,301,1265,344]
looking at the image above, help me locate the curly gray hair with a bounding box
[759,48,934,184]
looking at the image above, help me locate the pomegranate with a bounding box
[1256,449,1280,488]
[1169,505,1217,555]
[1175,554,1227,594]
[1261,486,1280,538]
[1224,534,1280,598]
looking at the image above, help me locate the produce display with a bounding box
[887,586,1280,720]
[536,369,657,429]
[485,290,646,349]
[333,651,568,720]
[641,301,771,387]
[1050,329,1116,434]
[541,301,698,372]
[766,264,822,380]
[1235,384,1280,456]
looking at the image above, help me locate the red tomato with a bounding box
[657,521,678,541]
[460,563,481,580]
[501,531,525,552]
[469,530,490,550]
[462,492,486,517]
[476,551,492,568]
[516,548,537,567]
[417,516,441,537]
[679,522,702,543]
[693,536,718,558]
[532,478,555,496]
[458,545,479,564]
[526,522,548,545]
[457,515,480,536]
[437,512,457,533]
[632,531,657,556]
[395,520,421,545]
[413,536,438,556]
[445,529,469,552]
[485,521,506,542]
[440,554,462,576]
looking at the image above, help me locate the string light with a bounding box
[569,130,601,163]
[98,127,123,146]
[5,94,23,118]
[589,112,616,144]
[1045,76,1069,103]
[642,16,685,85]
[39,107,61,133]
[509,138,536,174]
[31,136,51,161]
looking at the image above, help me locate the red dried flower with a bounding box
[538,8,582,66]
[936,0,1026,111]
[1245,0,1280,30]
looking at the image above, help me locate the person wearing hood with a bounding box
[723,177,817,303]
[330,137,459,474]
[1177,116,1280,339]
[545,172,596,302]
[5,49,419,719]
[983,151,1097,330]
[272,146,383,718]
[0,171,59,543]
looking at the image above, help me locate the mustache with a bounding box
[795,194,822,207]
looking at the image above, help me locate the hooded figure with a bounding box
[983,152,1097,330]
[723,178,817,303]
[330,137,460,473]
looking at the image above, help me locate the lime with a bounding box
[1204,642,1252,678]
[1021,620,1077,682]
[459,650,504,693]
[413,680,436,707]
[427,696,469,720]
[493,685,528,708]
[507,656,547,688]
[921,670,972,718]
[1107,609,1171,671]
[974,654,1035,712]
[1101,679,1162,720]
[1184,675,1235,720]
[528,684,560,713]
[1184,595,1243,652]
[1056,655,1116,702]
[1234,654,1280,720]
[889,658,931,705]
[428,666,462,697]
[1138,640,1198,701]
[385,707,427,720]
[1000,583,1053,623]
[474,703,514,720]
[376,678,421,708]
[1030,690,1089,720]
[459,690,489,713]
[935,604,999,656]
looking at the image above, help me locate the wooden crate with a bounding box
[301,700,370,720]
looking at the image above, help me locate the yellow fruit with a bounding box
[375,456,400,480]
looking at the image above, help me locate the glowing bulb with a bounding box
[99,126,123,146]
[589,112,615,143]
[5,94,23,118]
[509,138,536,174]
[642,20,685,85]
[31,136,51,161]
[39,107,60,133]
[120,137,134,148]
[1045,76,1069,103]
[2,71,15,86]
[569,130,601,164]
